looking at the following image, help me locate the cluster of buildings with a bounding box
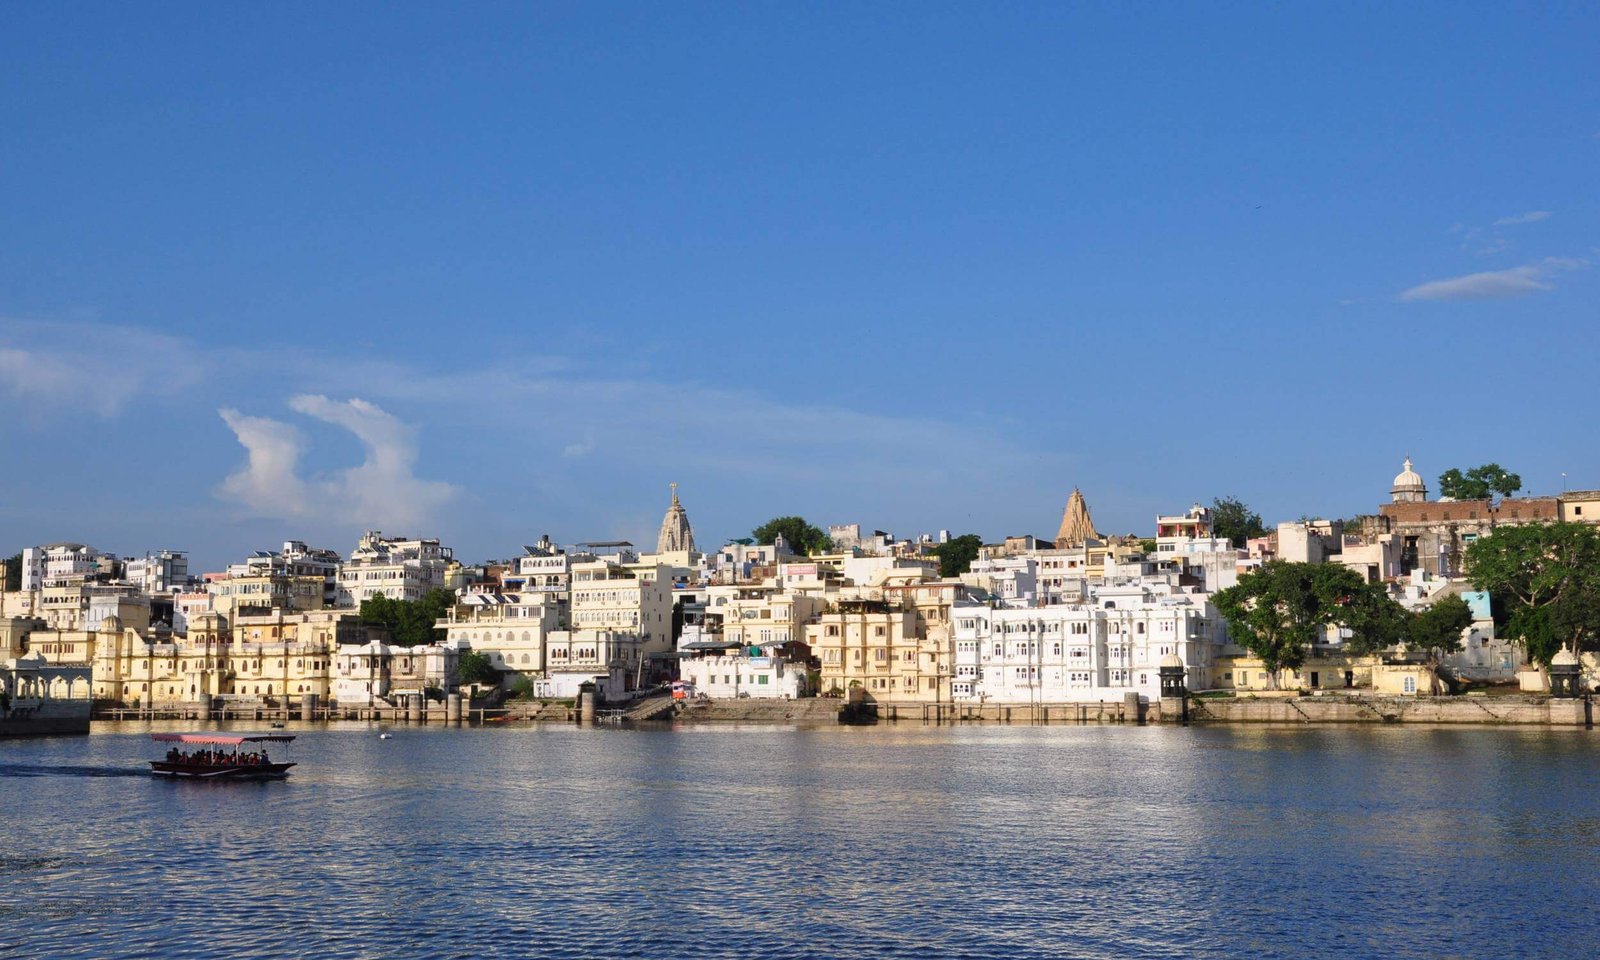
[5,460,1599,719]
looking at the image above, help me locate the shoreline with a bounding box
[86,692,1597,729]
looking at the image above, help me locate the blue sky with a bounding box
[2,3,1597,570]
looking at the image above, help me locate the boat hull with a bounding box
[149,761,296,780]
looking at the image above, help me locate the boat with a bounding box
[148,733,297,780]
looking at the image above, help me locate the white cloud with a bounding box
[1493,210,1551,226]
[1399,257,1586,302]
[217,396,457,529]
[217,409,311,518]
[0,321,202,418]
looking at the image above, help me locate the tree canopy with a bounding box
[1438,463,1522,501]
[1407,593,1474,654]
[1466,522,1600,664]
[1213,561,1366,680]
[455,650,499,687]
[359,588,456,648]
[1211,497,1269,547]
[932,534,983,578]
[3,552,20,592]
[1338,581,1413,656]
[751,517,832,555]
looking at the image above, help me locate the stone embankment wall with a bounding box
[673,698,842,724]
[1188,695,1592,726]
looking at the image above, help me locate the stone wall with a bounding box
[1190,694,1590,726]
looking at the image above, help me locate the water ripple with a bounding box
[0,723,1596,959]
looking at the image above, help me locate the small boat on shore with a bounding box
[148,733,297,780]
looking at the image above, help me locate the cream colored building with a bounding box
[570,560,674,643]
[89,609,360,705]
[807,599,929,701]
[1219,652,1374,693]
[713,587,825,649]
[440,590,565,678]
[208,574,325,620]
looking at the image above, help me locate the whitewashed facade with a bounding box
[950,585,1226,703]
[338,531,454,606]
[679,654,806,699]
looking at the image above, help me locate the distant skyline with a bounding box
[2,3,1597,570]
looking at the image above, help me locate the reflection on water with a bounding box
[2,722,1597,959]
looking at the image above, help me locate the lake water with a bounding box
[1,721,1596,959]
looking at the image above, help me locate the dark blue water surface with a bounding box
[1,721,1596,959]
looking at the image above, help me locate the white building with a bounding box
[21,543,117,593]
[537,629,660,699]
[441,590,565,679]
[123,550,190,595]
[950,583,1227,704]
[679,653,806,699]
[964,556,1039,606]
[502,536,580,592]
[332,640,463,706]
[338,531,453,607]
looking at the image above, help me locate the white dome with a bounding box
[1552,648,1579,667]
[1159,653,1184,669]
[1391,457,1427,502]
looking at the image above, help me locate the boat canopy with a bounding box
[149,733,296,744]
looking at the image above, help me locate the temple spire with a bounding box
[656,483,697,553]
[1055,488,1101,548]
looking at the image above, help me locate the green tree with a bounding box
[751,517,832,555]
[931,534,983,578]
[1138,539,1157,554]
[1438,463,1522,501]
[3,552,20,592]
[359,588,457,647]
[508,674,536,700]
[1213,561,1365,684]
[1339,582,1413,656]
[456,650,498,687]
[1211,496,1269,547]
[1408,593,1474,654]
[1466,522,1600,664]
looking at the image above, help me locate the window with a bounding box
[1404,675,1416,693]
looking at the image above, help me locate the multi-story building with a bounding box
[806,599,927,701]
[333,640,461,706]
[570,560,674,643]
[90,609,360,705]
[500,536,580,592]
[713,587,825,650]
[440,589,565,678]
[21,542,118,593]
[228,540,343,607]
[539,629,663,698]
[882,579,976,703]
[208,574,326,620]
[949,583,1227,704]
[338,531,453,606]
[123,550,190,595]
[964,556,1038,606]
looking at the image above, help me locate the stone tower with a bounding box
[1055,488,1101,547]
[656,483,697,554]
